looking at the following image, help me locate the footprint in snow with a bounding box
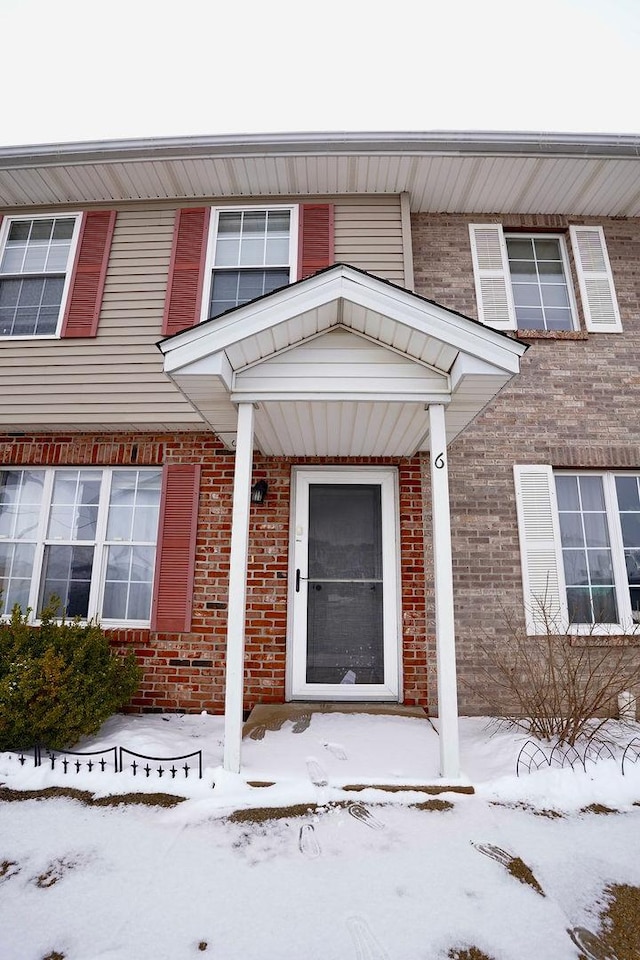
[298,823,321,859]
[323,741,348,760]
[306,758,328,787]
[347,916,390,960]
[347,803,385,831]
[567,926,618,960]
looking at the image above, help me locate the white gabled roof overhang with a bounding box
[158,264,527,457]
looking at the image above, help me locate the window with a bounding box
[514,466,640,633]
[0,467,162,624]
[204,206,297,320]
[0,215,80,337]
[469,224,622,334]
[505,235,576,332]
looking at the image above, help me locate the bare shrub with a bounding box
[475,602,640,746]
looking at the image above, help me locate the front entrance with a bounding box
[289,468,400,700]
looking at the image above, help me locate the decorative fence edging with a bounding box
[516,736,640,777]
[11,744,203,780]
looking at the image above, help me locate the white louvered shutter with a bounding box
[513,465,568,635]
[569,225,622,333]
[468,223,516,330]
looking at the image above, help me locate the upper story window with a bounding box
[205,206,297,320]
[469,223,622,334]
[0,215,80,338]
[0,467,161,625]
[505,234,577,332]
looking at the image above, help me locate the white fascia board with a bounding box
[165,349,233,386]
[160,272,346,373]
[450,351,513,391]
[230,391,452,404]
[161,265,527,378]
[339,268,527,374]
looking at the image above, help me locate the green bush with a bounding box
[0,601,141,751]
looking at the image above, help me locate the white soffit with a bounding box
[160,265,526,456]
[1,132,639,216]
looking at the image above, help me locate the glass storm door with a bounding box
[289,469,400,700]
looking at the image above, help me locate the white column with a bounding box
[223,402,255,774]
[428,403,460,779]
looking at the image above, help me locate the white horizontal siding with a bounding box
[334,197,405,284]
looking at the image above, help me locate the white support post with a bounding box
[223,402,255,774]
[428,403,461,779]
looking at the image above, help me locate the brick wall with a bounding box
[0,434,428,713]
[412,213,640,712]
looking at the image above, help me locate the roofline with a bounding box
[1,129,639,168]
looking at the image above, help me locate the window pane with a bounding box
[0,469,44,539]
[52,218,74,241]
[541,284,570,308]
[48,470,101,540]
[583,513,610,548]
[556,475,579,511]
[563,549,588,585]
[7,221,30,243]
[0,542,35,615]
[243,211,266,234]
[621,514,640,548]
[506,238,533,260]
[23,244,48,272]
[102,544,155,620]
[559,513,583,548]
[217,212,242,235]
[512,283,541,307]
[544,309,573,331]
[533,239,561,260]
[514,307,544,329]
[590,588,618,623]
[265,237,289,264]
[616,476,640,512]
[214,237,240,267]
[39,544,94,617]
[588,549,615,584]
[266,211,290,234]
[579,476,605,511]
[239,237,264,266]
[30,219,54,242]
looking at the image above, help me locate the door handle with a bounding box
[295,569,308,592]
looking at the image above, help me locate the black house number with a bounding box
[434,452,445,469]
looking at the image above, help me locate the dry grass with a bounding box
[580,803,619,816]
[490,801,564,818]
[227,803,319,823]
[411,799,454,812]
[506,856,545,896]
[595,883,640,960]
[0,785,183,808]
[448,948,495,960]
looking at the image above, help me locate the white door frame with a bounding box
[286,466,402,701]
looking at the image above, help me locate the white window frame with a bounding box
[504,232,580,333]
[0,212,82,340]
[0,466,161,627]
[555,471,638,634]
[200,204,299,323]
[514,464,640,636]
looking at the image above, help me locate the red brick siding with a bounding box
[412,212,640,713]
[0,433,428,713]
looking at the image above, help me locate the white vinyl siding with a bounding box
[335,197,405,284]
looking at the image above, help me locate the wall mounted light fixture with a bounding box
[250,479,269,504]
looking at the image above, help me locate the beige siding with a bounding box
[333,196,405,284]
[0,196,406,431]
[0,207,204,431]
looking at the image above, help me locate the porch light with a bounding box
[250,479,268,503]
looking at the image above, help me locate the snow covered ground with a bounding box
[1,712,640,960]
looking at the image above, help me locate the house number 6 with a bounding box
[434,452,445,469]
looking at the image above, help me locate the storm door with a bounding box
[289,469,400,700]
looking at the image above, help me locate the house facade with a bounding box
[0,132,638,775]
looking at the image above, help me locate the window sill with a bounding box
[509,330,589,341]
[567,633,640,648]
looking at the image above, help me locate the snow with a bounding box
[1,712,640,960]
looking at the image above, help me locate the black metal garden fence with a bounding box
[516,735,640,776]
[12,744,203,779]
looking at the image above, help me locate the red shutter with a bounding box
[297,203,334,279]
[60,210,116,337]
[151,464,201,633]
[162,207,211,335]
